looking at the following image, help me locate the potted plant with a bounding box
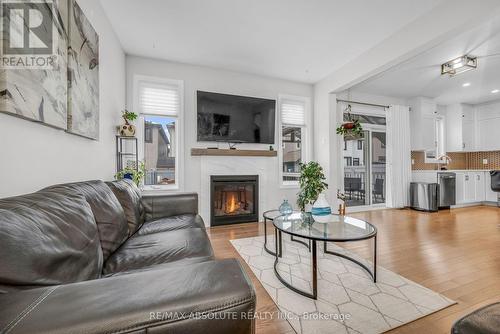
[115,161,145,186]
[118,109,138,137]
[336,104,363,140]
[297,161,328,212]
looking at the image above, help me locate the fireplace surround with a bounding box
[210,175,259,226]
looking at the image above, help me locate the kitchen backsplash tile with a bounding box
[411,151,500,170]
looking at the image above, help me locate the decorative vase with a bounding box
[279,199,293,215]
[311,193,331,216]
[119,122,136,137]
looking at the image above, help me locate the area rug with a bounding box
[231,235,455,334]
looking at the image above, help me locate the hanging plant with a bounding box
[336,104,363,140]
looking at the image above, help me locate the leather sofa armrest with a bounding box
[0,259,255,334]
[142,192,199,221]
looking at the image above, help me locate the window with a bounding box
[280,96,307,185]
[344,141,347,150]
[353,158,360,166]
[357,140,363,150]
[136,77,183,189]
[344,157,352,166]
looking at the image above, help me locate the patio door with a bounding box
[342,123,386,208]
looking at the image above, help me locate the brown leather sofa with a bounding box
[0,180,255,334]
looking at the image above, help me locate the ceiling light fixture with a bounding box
[441,55,477,76]
[492,89,499,94]
[462,82,471,87]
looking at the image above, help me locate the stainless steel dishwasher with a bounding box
[438,172,456,208]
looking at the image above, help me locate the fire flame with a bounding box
[226,193,238,213]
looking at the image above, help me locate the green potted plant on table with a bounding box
[115,161,145,186]
[297,161,328,213]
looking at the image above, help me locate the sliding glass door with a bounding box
[342,119,386,208]
[371,131,386,205]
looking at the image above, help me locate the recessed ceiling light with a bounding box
[462,82,471,87]
[492,89,499,94]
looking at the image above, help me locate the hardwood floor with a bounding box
[206,206,500,334]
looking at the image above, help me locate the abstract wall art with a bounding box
[67,0,99,139]
[0,0,99,140]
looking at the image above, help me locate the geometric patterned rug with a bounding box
[231,235,456,334]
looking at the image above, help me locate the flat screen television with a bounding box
[197,91,276,144]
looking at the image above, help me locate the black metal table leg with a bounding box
[323,235,377,283]
[263,216,276,256]
[273,231,318,299]
[290,235,311,251]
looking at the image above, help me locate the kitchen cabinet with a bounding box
[455,171,485,204]
[476,102,500,151]
[455,172,465,204]
[446,104,475,152]
[473,172,485,202]
[409,97,438,152]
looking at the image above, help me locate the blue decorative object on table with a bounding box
[279,199,293,215]
[311,193,332,216]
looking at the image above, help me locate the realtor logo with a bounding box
[1,0,56,69]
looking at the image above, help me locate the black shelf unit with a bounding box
[116,136,138,173]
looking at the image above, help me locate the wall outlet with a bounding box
[483,159,488,165]
[411,159,415,165]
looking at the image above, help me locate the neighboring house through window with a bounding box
[279,95,308,185]
[136,76,183,189]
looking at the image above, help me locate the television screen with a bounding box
[197,91,276,144]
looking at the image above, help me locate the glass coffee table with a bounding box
[273,212,377,300]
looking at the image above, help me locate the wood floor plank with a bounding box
[207,206,500,334]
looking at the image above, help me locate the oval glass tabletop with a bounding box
[273,212,376,242]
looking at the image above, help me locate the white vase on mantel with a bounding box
[312,193,332,217]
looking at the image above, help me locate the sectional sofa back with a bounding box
[0,180,134,292]
[0,188,103,292]
[45,180,130,259]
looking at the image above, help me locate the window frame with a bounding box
[278,94,310,188]
[133,75,184,192]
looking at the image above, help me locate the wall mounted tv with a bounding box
[197,91,276,144]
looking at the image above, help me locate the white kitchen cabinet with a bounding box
[446,104,475,152]
[455,171,487,204]
[455,172,465,204]
[463,173,476,203]
[473,172,485,202]
[409,97,438,152]
[476,101,500,151]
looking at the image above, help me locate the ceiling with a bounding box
[100,0,443,83]
[353,15,500,105]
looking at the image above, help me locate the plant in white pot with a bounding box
[297,161,329,214]
[118,109,138,137]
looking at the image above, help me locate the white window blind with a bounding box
[138,81,180,116]
[281,99,305,126]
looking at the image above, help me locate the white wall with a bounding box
[126,56,313,222]
[0,0,126,198]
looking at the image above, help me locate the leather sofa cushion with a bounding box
[106,179,145,235]
[452,302,500,334]
[103,228,214,275]
[0,189,102,290]
[45,181,129,260]
[0,259,255,334]
[135,214,205,236]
